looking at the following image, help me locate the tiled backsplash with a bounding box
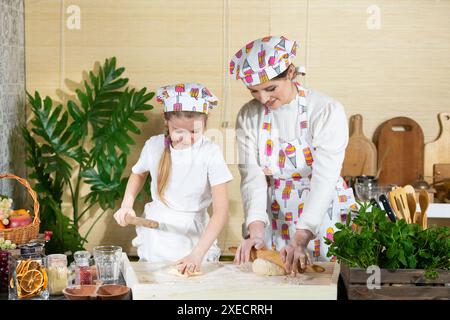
[0,0,27,207]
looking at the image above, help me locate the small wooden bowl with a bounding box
[96,284,130,300]
[63,285,98,300]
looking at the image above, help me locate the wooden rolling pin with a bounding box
[229,247,325,273]
[125,215,159,229]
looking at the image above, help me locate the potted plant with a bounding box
[22,57,153,258]
[325,202,450,299]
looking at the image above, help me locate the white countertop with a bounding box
[120,254,340,300]
[425,203,450,218]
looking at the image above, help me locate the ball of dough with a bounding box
[251,258,287,276]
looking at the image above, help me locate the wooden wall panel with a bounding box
[24,0,450,255]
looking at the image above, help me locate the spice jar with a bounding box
[73,251,92,285]
[47,254,68,295]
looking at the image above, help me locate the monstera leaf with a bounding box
[23,57,154,256]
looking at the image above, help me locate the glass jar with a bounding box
[354,175,377,202]
[73,251,92,285]
[47,254,68,296]
[8,253,49,300]
[93,246,122,284]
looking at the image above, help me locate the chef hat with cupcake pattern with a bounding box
[229,35,299,87]
[156,82,218,114]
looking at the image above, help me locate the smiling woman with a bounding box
[230,36,357,274]
[247,65,298,110]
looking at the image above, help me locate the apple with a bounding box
[7,214,32,228]
[10,209,30,217]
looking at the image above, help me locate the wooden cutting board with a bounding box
[376,117,424,186]
[424,113,450,183]
[341,114,377,177]
[121,255,339,300]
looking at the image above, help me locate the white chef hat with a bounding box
[156,83,218,114]
[229,36,299,86]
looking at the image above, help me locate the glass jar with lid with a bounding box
[47,254,68,295]
[73,251,92,285]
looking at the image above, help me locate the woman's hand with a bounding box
[113,207,136,227]
[175,251,204,275]
[234,220,266,264]
[280,229,314,274]
[233,236,265,264]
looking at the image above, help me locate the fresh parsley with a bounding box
[325,202,450,279]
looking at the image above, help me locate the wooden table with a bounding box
[122,255,340,300]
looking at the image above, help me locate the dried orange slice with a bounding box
[16,260,29,275]
[27,260,40,271]
[18,291,36,299]
[17,259,34,275]
[41,269,48,290]
[19,270,44,294]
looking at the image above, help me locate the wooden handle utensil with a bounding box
[388,187,412,223]
[125,215,159,229]
[403,185,417,222]
[418,190,429,229]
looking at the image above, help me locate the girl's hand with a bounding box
[280,229,314,274]
[175,251,204,275]
[113,207,136,227]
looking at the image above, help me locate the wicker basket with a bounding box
[0,173,40,245]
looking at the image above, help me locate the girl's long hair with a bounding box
[157,111,207,205]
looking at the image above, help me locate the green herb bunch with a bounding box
[325,202,450,279]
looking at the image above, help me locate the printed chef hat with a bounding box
[156,83,218,114]
[229,35,299,87]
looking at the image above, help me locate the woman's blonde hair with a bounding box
[157,111,207,205]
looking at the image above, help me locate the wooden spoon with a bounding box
[403,185,417,222]
[418,190,429,229]
[388,187,412,223]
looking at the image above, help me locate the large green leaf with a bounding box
[90,88,153,165]
[26,92,76,182]
[23,56,155,256]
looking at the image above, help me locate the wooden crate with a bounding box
[340,263,450,300]
[121,254,340,300]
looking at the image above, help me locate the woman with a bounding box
[230,36,356,273]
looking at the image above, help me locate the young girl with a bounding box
[114,83,233,275]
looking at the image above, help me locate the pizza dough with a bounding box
[168,267,203,278]
[251,258,287,276]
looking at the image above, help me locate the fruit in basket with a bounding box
[7,213,32,229]
[10,209,31,217]
[0,197,13,225]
